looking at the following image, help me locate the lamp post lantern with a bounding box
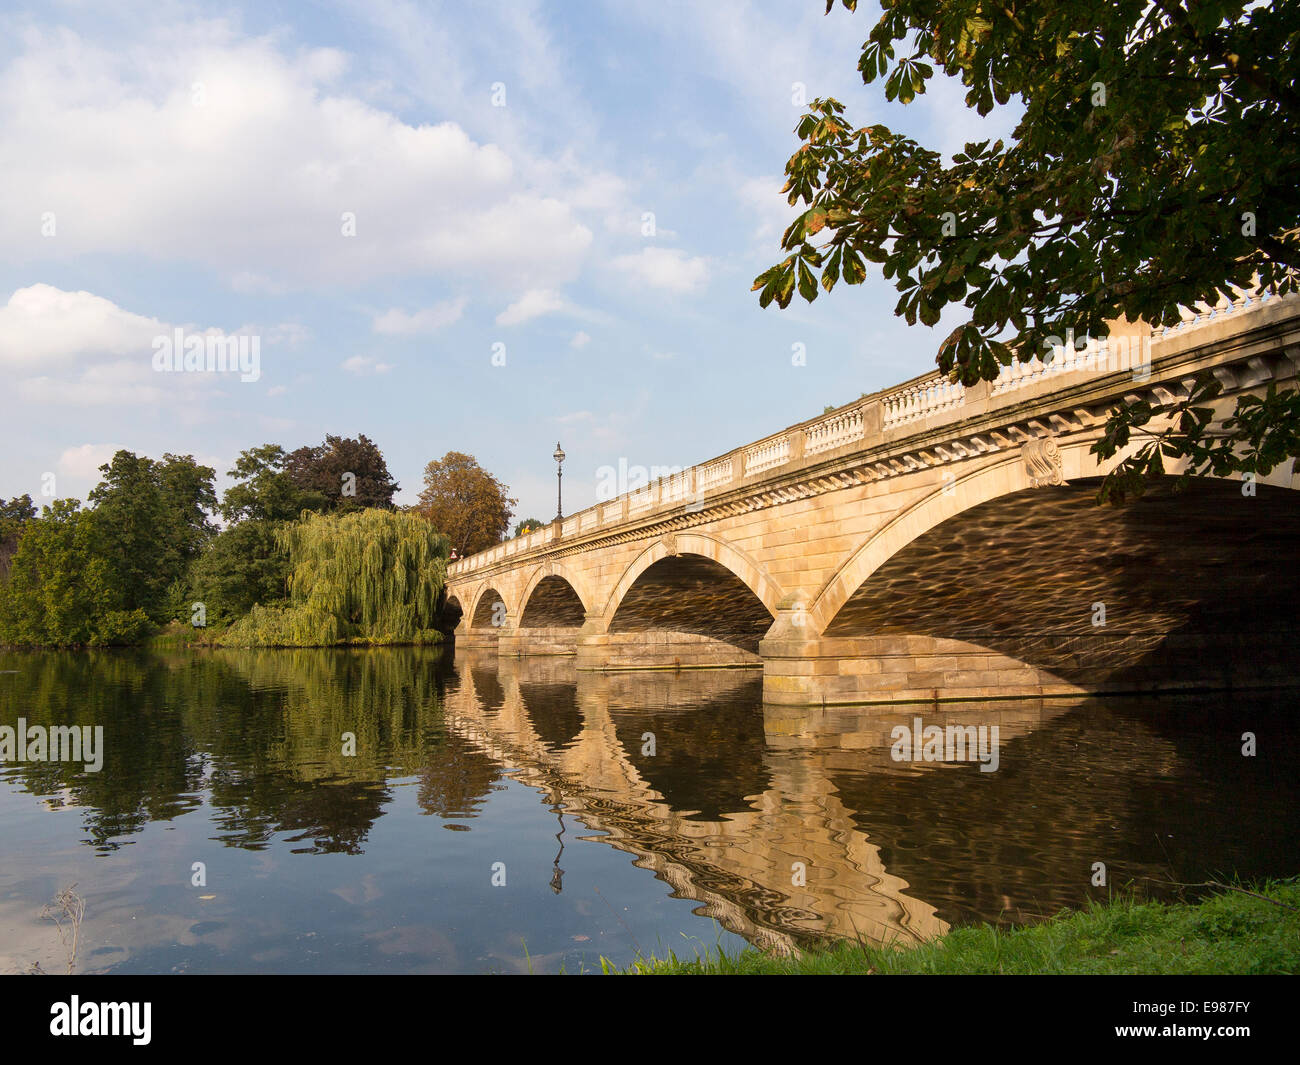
[553,442,565,522]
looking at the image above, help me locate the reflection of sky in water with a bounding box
[1,647,1297,973]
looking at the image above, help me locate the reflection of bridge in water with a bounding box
[442,650,1087,952]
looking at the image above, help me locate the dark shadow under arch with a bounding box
[609,554,775,653]
[520,575,586,628]
[471,588,507,629]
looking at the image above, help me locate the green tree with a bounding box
[186,521,291,624]
[754,0,1299,500]
[514,517,545,538]
[285,434,399,513]
[221,510,450,646]
[416,452,516,556]
[88,451,217,619]
[222,444,325,524]
[0,500,143,646]
[0,494,36,580]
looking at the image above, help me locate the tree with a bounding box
[514,517,545,538]
[285,434,399,513]
[87,451,217,619]
[754,0,1299,500]
[186,521,291,624]
[416,452,516,555]
[222,444,325,524]
[220,510,449,646]
[0,499,145,646]
[0,494,36,580]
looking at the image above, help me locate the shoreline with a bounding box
[613,879,1300,975]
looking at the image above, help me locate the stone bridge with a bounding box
[447,293,1300,706]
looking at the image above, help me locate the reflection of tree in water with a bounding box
[0,651,205,851]
[209,773,390,855]
[200,647,492,853]
[0,645,499,854]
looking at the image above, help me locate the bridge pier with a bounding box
[574,614,761,672]
[497,626,581,657]
[453,620,501,650]
[759,632,1079,706]
[759,629,1299,707]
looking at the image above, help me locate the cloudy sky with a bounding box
[0,0,1016,524]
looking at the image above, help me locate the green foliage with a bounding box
[92,609,156,646]
[186,520,291,624]
[0,452,216,645]
[0,494,36,580]
[221,444,325,524]
[756,0,1300,497]
[88,450,217,619]
[514,517,545,537]
[0,500,125,646]
[221,509,449,646]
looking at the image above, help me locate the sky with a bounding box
[0,0,1018,526]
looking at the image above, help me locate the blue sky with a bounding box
[0,0,1016,525]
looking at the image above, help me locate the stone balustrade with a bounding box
[881,375,966,429]
[805,406,864,455]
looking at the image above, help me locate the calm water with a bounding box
[1,647,1297,973]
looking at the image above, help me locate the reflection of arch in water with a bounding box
[519,679,584,752]
[445,650,948,951]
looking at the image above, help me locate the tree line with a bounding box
[0,436,517,647]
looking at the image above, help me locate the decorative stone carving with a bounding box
[660,533,679,557]
[1022,435,1067,487]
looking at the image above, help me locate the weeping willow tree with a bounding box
[221,510,449,646]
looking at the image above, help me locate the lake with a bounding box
[1,646,1296,973]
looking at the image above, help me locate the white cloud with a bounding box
[0,27,593,289]
[611,247,710,293]
[342,355,393,374]
[495,289,570,326]
[0,284,162,368]
[570,330,591,348]
[0,285,278,406]
[57,443,129,482]
[739,175,799,243]
[372,296,468,334]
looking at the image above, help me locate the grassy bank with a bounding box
[615,878,1300,975]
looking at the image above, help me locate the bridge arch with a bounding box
[443,592,466,629]
[809,438,1296,637]
[518,561,594,627]
[601,532,786,622]
[469,585,512,630]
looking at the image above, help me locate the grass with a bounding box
[609,877,1300,975]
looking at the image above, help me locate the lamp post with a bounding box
[553,442,565,522]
